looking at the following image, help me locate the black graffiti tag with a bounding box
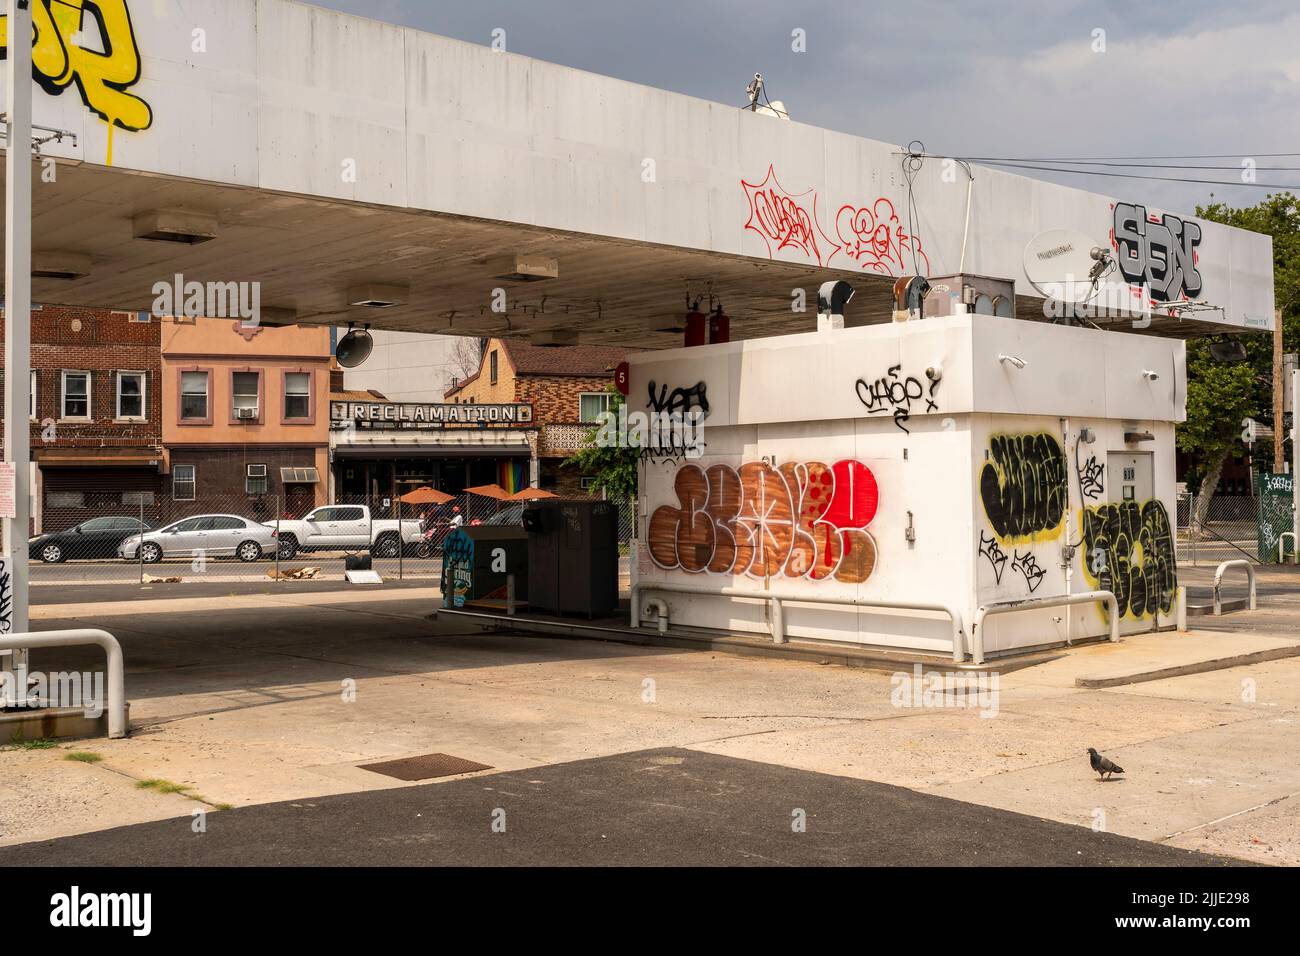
[1113,201,1204,303]
[855,365,936,433]
[1077,454,1105,501]
[1081,500,1178,618]
[979,433,1068,540]
[1012,551,1047,593]
[978,531,1008,584]
[647,381,710,418]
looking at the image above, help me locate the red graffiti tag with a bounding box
[833,199,930,276]
[741,165,839,267]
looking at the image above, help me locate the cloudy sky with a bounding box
[307,0,1300,216]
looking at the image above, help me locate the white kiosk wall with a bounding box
[630,315,1184,658]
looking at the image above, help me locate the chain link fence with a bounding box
[1177,493,1265,566]
[29,488,635,588]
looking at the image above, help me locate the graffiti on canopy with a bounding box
[1,0,153,164]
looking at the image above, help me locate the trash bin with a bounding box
[440,526,529,609]
[524,499,618,617]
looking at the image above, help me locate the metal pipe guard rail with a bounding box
[1213,560,1257,616]
[0,629,127,739]
[972,591,1119,664]
[631,583,967,663]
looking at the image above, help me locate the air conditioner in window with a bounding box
[236,407,259,420]
[247,464,267,478]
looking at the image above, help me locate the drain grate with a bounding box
[358,753,493,781]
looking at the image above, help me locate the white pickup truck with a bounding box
[267,505,423,559]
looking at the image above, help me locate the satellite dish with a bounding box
[335,326,374,368]
[1023,229,1109,304]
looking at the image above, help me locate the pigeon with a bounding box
[1088,747,1124,780]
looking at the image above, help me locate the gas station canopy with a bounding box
[0,0,1276,346]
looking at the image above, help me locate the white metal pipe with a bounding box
[1213,560,1257,615]
[3,0,34,684]
[973,590,1119,664]
[0,629,127,739]
[631,583,967,661]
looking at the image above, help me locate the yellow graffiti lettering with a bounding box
[2,0,152,155]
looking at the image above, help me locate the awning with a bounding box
[281,467,321,484]
[333,445,531,460]
[34,449,163,469]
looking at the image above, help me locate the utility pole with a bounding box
[3,0,34,685]
[1274,308,1284,473]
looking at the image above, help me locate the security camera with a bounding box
[925,365,943,383]
[998,353,1027,370]
[1142,369,1159,381]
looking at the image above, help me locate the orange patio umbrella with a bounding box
[505,488,559,501]
[399,486,455,505]
[463,484,511,500]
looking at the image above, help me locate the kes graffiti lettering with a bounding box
[647,381,710,419]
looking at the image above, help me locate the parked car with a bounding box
[482,503,526,526]
[119,514,279,563]
[30,516,156,564]
[266,505,422,560]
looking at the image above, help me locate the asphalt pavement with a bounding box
[0,748,1235,866]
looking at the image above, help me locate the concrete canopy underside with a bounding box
[0,162,1239,346]
[5,160,886,349]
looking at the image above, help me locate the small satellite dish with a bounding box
[335,326,374,368]
[1023,229,1109,304]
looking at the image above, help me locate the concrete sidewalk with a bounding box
[3,592,1298,864]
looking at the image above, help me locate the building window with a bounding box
[489,350,499,385]
[284,371,311,420]
[579,392,613,422]
[246,463,268,495]
[47,491,85,509]
[122,492,156,508]
[232,371,260,419]
[173,465,197,501]
[61,371,91,420]
[30,370,36,421]
[181,371,209,420]
[117,371,146,420]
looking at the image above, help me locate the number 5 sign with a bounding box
[614,362,630,397]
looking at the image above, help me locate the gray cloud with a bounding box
[307,0,1299,215]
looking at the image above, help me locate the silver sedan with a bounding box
[119,514,280,563]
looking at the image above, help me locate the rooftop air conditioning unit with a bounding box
[247,464,267,478]
[237,407,259,420]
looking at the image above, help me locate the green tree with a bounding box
[1183,192,1300,515]
[564,384,640,500]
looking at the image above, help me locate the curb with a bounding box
[1076,644,1300,688]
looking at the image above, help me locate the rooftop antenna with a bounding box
[744,73,790,120]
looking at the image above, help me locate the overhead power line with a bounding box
[929,156,1300,190]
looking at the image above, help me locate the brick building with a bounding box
[444,338,626,496]
[0,306,163,531]
[161,317,331,519]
